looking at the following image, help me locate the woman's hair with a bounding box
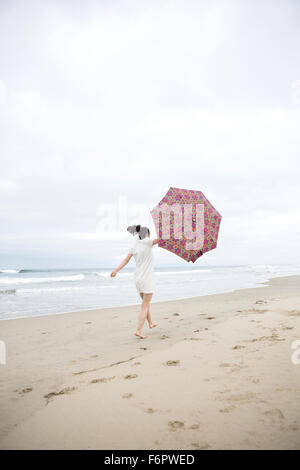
[127,224,150,240]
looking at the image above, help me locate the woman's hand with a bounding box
[110,254,132,278]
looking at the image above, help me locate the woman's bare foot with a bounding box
[149,322,157,329]
[135,331,147,339]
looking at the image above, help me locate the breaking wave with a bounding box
[0,274,85,285]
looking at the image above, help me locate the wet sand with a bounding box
[0,275,300,449]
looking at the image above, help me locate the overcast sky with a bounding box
[0,0,300,268]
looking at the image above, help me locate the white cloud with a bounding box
[0,0,300,267]
[0,179,19,194]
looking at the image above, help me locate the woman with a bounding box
[110,225,158,339]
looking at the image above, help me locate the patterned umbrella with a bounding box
[150,187,222,263]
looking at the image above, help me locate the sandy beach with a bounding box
[0,275,300,450]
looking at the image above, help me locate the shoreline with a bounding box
[0,274,300,449]
[0,273,294,323]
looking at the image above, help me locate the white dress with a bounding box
[129,236,155,294]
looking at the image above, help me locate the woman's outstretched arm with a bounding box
[110,253,133,277]
[152,238,159,245]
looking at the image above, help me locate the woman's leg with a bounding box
[135,293,153,338]
[139,293,157,329]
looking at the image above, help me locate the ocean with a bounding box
[1,264,300,321]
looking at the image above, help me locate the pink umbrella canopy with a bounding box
[150,187,222,263]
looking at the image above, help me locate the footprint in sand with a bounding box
[160,335,169,340]
[122,393,133,399]
[132,361,141,366]
[206,316,216,320]
[220,392,258,403]
[216,389,232,395]
[173,313,180,316]
[85,322,92,324]
[250,334,285,343]
[90,376,115,384]
[44,386,77,403]
[164,360,180,366]
[255,300,268,305]
[285,310,300,317]
[264,408,284,421]
[168,420,184,431]
[16,387,33,395]
[233,345,245,350]
[140,347,147,350]
[231,364,248,373]
[145,408,159,414]
[250,378,260,384]
[124,374,138,380]
[189,337,201,341]
[89,354,99,358]
[253,309,268,313]
[192,443,211,450]
[219,406,236,413]
[288,424,299,431]
[189,424,200,429]
[238,309,268,314]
